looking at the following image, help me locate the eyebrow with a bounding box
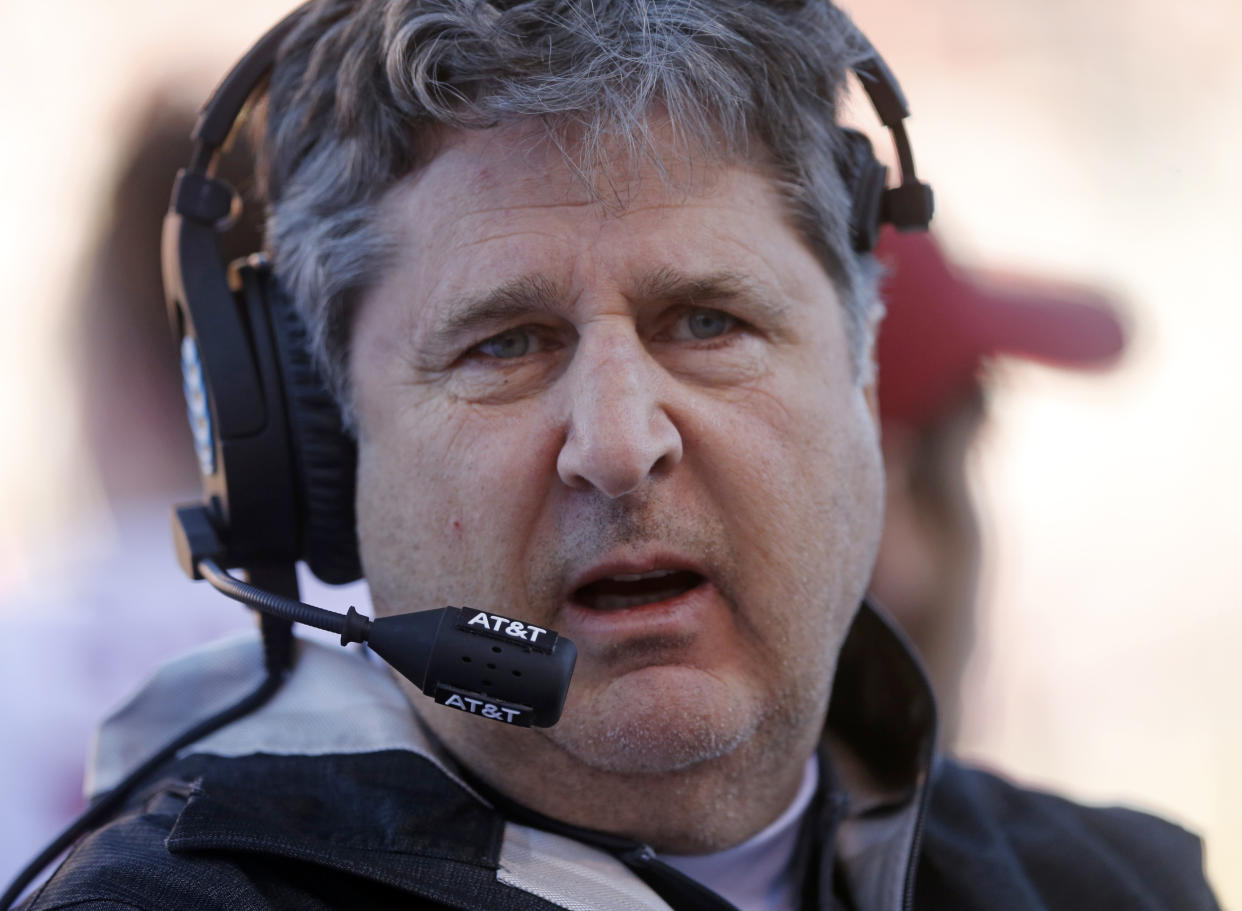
[632,266,786,318]
[427,274,566,352]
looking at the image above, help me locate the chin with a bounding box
[545,664,763,775]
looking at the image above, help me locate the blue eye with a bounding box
[686,308,735,340]
[477,328,532,359]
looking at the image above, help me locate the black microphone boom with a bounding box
[180,505,576,728]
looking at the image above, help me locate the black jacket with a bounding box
[20,606,1220,911]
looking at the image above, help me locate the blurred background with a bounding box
[0,0,1238,905]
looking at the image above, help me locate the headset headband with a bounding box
[188,3,311,175]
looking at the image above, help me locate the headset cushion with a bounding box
[263,272,362,584]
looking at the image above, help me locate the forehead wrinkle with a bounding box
[457,229,565,250]
[457,197,598,217]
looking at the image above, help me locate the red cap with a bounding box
[875,228,1127,427]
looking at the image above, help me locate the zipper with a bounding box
[900,755,936,911]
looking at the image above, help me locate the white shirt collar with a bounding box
[659,755,819,911]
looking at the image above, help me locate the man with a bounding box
[18,1,1218,909]
[869,228,1126,744]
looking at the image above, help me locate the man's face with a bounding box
[350,123,883,795]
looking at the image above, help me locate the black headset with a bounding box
[162,4,361,588]
[162,0,933,593]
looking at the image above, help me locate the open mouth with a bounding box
[571,569,706,612]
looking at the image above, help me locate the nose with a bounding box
[556,325,683,498]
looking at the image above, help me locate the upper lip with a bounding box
[564,551,712,602]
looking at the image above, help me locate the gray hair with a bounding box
[258,0,882,421]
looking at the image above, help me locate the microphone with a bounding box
[175,504,577,728]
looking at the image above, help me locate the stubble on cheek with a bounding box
[354,396,532,618]
[544,670,757,774]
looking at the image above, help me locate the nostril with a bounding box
[649,445,679,480]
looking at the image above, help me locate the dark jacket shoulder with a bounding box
[21,783,268,911]
[915,759,1219,911]
[20,752,551,911]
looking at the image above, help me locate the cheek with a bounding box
[697,369,883,638]
[355,401,561,611]
[712,370,882,540]
[354,437,440,611]
[795,389,885,585]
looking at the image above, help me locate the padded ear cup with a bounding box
[260,268,362,584]
[837,127,888,254]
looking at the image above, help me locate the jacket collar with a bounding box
[827,601,938,911]
[89,631,484,801]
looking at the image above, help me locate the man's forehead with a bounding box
[359,118,846,351]
[398,116,777,217]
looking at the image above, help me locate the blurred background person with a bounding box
[869,227,1125,746]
